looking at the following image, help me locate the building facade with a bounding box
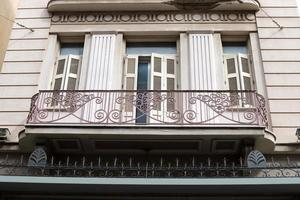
[0,0,19,69]
[0,0,300,199]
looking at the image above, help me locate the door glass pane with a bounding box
[226,58,236,74]
[136,62,149,124]
[67,77,77,90]
[127,58,136,74]
[137,63,148,90]
[70,58,79,74]
[54,78,62,90]
[154,57,162,73]
[167,59,175,74]
[56,60,65,75]
[228,77,238,90]
[241,57,250,73]
[244,76,252,90]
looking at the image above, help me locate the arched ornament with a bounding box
[247,150,267,168]
[28,147,47,167]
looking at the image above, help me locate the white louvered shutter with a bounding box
[123,55,138,122]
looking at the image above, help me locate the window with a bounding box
[124,42,177,123]
[52,43,83,90]
[223,42,253,91]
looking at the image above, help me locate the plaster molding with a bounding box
[47,0,260,12]
[51,11,256,25]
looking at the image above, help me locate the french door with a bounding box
[123,54,177,124]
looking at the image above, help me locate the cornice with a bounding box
[48,0,260,12]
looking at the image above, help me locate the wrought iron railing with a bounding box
[1,153,299,178]
[27,90,269,127]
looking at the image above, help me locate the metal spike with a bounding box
[192,156,195,168]
[82,156,86,167]
[98,156,101,167]
[51,156,54,166]
[20,155,23,166]
[66,156,69,167]
[129,157,132,168]
[114,157,117,167]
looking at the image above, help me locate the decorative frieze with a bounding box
[51,11,256,24]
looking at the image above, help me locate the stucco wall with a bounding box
[0,0,19,69]
[256,0,300,144]
[0,0,51,142]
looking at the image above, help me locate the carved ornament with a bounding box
[51,11,256,25]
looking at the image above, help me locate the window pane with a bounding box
[127,58,136,74]
[60,43,84,55]
[70,58,79,74]
[167,78,175,90]
[241,57,250,73]
[167,59,175,74]
[154,57,161,73]
[56,59,65,75]
[126,77,134,90]
[228,77,238,90]
[226,58,236,74]
[154,76,161,90]
[54,78,62,90]
[244,76,252,90]
[67,77,77,90]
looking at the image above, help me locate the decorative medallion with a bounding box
[247,150,267,168]
[28,147,47,167]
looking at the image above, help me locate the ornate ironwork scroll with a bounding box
[27,90,269,127]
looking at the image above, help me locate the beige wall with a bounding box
[256,0,300,144]
[1,0,51,142]
[1,0,300,150]
[0,0,19,69]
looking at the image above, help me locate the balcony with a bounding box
[27,90,269,127]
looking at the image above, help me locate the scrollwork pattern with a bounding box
[27,90,269,126]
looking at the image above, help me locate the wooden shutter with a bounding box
[188,34,216,90]
[238,53,252,91]
[123,55,138,122]
[65,55,81,90]
[53,55,68,90]
[224,54,241,91]
[150,54,164,111]
[85,34,116,90]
